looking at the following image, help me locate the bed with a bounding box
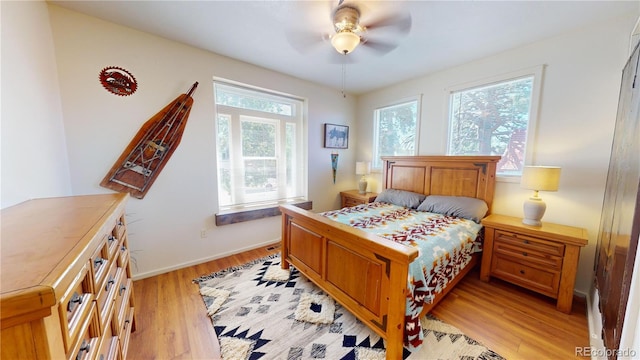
[279,155,499,359]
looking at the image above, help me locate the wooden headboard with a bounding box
[381,156,501,213]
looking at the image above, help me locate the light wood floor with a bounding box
[128,243,590,359]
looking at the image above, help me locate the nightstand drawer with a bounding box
[495,230,565,257]
[493,238,563,270]
[343,197,365,207]
[491,256,560,297]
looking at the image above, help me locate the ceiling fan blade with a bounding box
[365,12,412,34]
[285,29,330,54]
[361,39,399,55]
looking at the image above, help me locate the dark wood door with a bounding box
[594,41,640,357]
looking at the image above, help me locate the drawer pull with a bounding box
[121,245,127,252]
[106,277,116,291]
[94,257,105,267]
[76,340,90,360]
[523,239,529,244]
[108,235,116,243]
[519,270,525,275]
[522,252,528,256]
[119,285,127,296]
[118,220,124,226]
[68,292,83,312]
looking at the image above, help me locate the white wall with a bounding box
[355,14,638,295]
[46,5,357,279]
[1,0,72,208]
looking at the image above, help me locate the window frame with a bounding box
[213,79,307,214]
[444,65,545,182]
[372,95,422,171]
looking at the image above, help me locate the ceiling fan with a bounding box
[287,0,412,61]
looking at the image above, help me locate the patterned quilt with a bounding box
[320,202,483,352]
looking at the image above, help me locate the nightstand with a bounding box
[340,190,378,208]
[480,214,588,313]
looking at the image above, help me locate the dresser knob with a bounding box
[94,257,104,267]
[68,292,83,312]
[523,240,529,244]
[106,277,116,291]
[522,252,528,256]
[76,340,90,360]
[519,270,525,275]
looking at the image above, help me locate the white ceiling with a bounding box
[50,1,638,95]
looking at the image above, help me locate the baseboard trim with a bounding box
[131,238,280,280]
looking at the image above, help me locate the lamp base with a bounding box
[523,197,546,227]
[358,178,368,194]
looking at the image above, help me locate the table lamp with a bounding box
[520,166,561,226]
[355,161,371,194]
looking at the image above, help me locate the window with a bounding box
[372,97,421,170]
[447,66,544,178]
[214,81,306,211]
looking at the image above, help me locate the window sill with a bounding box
[215,200,312,226]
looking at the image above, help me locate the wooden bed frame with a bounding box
[279,155,500,359]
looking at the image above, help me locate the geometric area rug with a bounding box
[193,254,505,360]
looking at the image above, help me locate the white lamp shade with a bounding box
[331,31,361,54]
[521,166,561,191]
[355,161,371,175]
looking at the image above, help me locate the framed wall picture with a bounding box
[324,123,349,149]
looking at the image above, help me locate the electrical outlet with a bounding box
[200,229,207,238]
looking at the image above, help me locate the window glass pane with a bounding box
[241,118,276,157]
[216,114,232,207]
[244,159,277,192]
[373,100,418,169]
[448,76,533,176]
[286,123,295,190]
[216,86,292,116]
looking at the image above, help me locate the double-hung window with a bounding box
[446,66,544,178]
[372,96,421,170]
[214,81,306,211]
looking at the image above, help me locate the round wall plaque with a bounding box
[99,66,138,96]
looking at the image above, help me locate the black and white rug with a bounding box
[194,255,504,360]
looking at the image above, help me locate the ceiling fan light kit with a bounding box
[331,5,363,54]
[331,31,361,54]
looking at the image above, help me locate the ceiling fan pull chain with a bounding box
[341,56,347,98]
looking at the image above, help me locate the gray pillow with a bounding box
[374,189,426,209]
[416,195,488,223]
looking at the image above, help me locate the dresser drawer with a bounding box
[68,304,100,360]
[96,262,122,332]
[118,307,135,360]
[59,263,93,353]
[95,309,120,360]
[114,214,127,242]
[90,239,112,294]
[115,277,133,332]
[495,230,565,256]
[491,255,560,297]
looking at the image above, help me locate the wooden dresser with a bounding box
[1,193,136,360]
[480,214,588,313]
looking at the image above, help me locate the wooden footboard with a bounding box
[280,204,418,359]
